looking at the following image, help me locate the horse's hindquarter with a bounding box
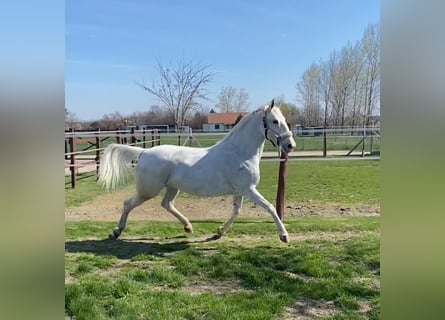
[133,146,176,195]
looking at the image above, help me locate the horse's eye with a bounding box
[273,120,279,124]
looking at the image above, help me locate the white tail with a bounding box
[98,144,145,190]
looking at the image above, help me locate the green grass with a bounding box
[258,159,380,205]
[65,217,380,319]
[65,172,111,207]
[66,160,379,208]
[296,135,380,152]
[65,158,380,319]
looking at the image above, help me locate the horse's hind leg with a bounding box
[109,195,150,240]
[215,195,243,239]
[161,187,193,233]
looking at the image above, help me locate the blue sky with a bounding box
[66,0,379,121]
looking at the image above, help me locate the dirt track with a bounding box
[65,186,379,222]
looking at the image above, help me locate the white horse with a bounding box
[98,100,296,242]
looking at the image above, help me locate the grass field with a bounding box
[65,160,380,207]
[66,217,379,319]
[65,160,380,319]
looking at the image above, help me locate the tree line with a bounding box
[65,101,302,131]
[66,23,379,131]
[296,23,380,127]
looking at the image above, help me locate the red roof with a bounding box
[207,112,248,125]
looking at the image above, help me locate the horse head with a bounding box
[263,99,296,153]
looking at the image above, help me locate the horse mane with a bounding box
[217,106,266,144]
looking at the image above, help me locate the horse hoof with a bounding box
[208,234,221,241]
[108,230,120,240]
[108,233,117,240]
[184,225,193,233]
[279,235,289,243]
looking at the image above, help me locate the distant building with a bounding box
[203,112,248,132]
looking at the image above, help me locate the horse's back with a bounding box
[139,145,208,165]
[136,145,209,182]
[135,144,239,196]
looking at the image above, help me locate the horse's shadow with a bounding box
[65,236,218,259]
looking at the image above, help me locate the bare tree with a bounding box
[65,108,80,130]
[138,59,215,132]
[146,105,175,126]
[349,41,366,128]
[316,58,336,156]
[318,58,334,127]
[279,101,300,126]
[98,111,124,130]
[361,23,380,125]
[296,23,380,128]
[329,45,356,127]
[296,63,322,126]
[216,86,250,112]
[188,111,209,130]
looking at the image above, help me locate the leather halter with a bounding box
[262,114,293,148]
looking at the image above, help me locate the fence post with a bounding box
[276,123,291,220]
[276,151,288,221]
[116,129,121,144]
[361,122,366,157]
[189,128,192,147]
[65,138,69,160]
[131,127,136,145]
[69,128,76,188]
[323,124,327,157]
[95,129,100,179]
[151,129,160,147]
[142,128,146,148]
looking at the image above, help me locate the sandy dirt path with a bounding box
[65,186,379,222]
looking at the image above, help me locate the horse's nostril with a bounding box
[287,144,293,149]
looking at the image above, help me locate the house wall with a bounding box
[203,123,227,132]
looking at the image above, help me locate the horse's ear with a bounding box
[270,99,275,109]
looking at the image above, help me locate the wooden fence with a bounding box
[65,128,160,188]
[65,126,380,189]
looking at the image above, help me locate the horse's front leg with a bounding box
[244,187,289,243]
[215,195,243,239]
[109,195,147,240]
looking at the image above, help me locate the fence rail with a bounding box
[65,126,380,188]
[65,128,161,188]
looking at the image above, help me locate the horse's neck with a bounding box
[218,113,265,160]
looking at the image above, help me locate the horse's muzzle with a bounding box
[281,138,296,154]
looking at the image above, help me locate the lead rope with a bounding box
[277,139,282,159]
